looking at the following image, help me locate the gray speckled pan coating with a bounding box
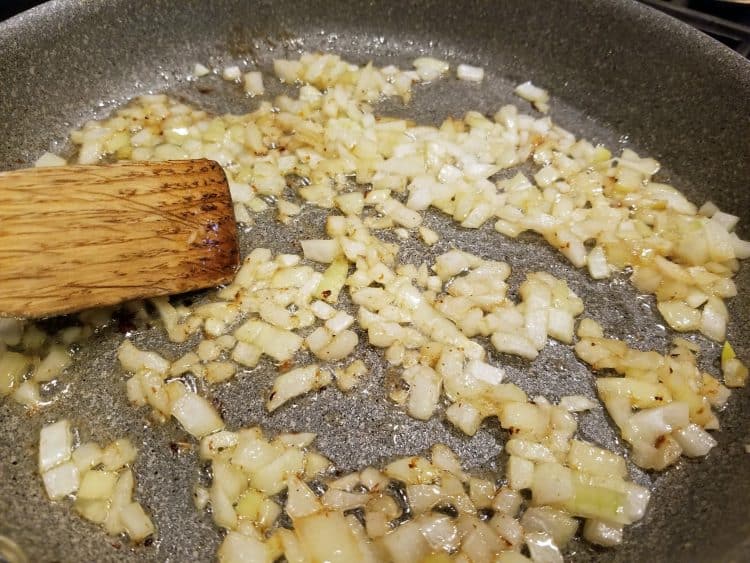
[0,1,748,561]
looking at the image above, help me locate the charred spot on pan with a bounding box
[343,506,366,526]
[113,308,137,334]
[501,537,513,549]
[387,480,412,526]
[198,461,213,485]
[433,503,459,518]
[210,397,227,419]
[169,441,193,455]
[477,507,495,521]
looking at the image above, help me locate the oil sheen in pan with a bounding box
[0,2,749,562]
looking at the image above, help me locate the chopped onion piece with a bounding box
[193,62,210,77]
[700,296,728,342]
[531,463,574,505]
[431,444,468,481]
[521,506,578,548]
[117,340,170,375]
[507,455,534,491]
[587,246,611,279]
[78,470,118,500]
[403,364,441,420]
[286,476,322,519]
[101,439,137,471]
[200,431,239,460]
[567,440,626,478]
[457,64,485,82]
[314,257,349,303]
[35,151,67,167]
[492,487,523,516]
[42,461,80,500]
[657,300,701,332]
[222,65,241,81]
[525,531,563,563]
[325,311,355,334]
[243,71,264,96]
[266,365,331,412]
[381,519,431,563]
[413,57,449,81]
[491,332,539,360]
[301,239,341,263]
[710,210,739,232]
[321,488,370,511]
[625,402,690,444]
[559,395,598,412]
[217,531,270,563]
[171,392,225,438]
[235,320,303,362]
[698,200,719,217]
[417,514,460,552]
[582,519,623,547]
[72,442,103,473]
[39,420,73,472]
[119,502,155,542]
[465,359,505,385]
[295,511,369,562]
[515,81,550,113]
[419,226,439,245]
[672,423,717,457]
[446,401,482,436]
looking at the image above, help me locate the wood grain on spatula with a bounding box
[0,159,240,318]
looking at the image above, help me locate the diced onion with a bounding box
[582,519,623,547]
[243,71,265,96]
[29,51,750,560]
[266,365,331,412]
[39,420,73,472]
[301,239,341,263]
[42,461,80,500]
[171,392,225,438]
[191,63,210,78]
[35,151,67,167]
[222,65,241,81]
[672,423,717,457]
[457,64,485,83]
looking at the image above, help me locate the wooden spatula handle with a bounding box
[0,159,239,318]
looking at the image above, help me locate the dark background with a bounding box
[0,0,43,20]
[2,0,749,24]
[4,0,749,47]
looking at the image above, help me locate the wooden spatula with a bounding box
[0,159,240,318]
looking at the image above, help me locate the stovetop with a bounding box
[641,0,750,56]
[1,1,749,57]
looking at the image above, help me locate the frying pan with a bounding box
[0,1,749,561]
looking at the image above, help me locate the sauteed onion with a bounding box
[16,52,748,561]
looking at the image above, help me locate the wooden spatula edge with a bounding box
[0,159,240,318]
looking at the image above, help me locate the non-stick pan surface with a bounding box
[0,1,749,561]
